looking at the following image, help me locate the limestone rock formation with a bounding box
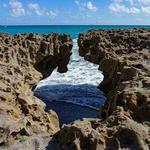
[78,29,150,122]
[0,32,73,149]
[56,107,150,150]
[56,29,150,150]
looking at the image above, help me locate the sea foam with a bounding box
[34,39,106,110]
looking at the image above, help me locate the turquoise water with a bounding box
[0,25,150,38]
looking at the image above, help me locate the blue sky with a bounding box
[0,0,150,25]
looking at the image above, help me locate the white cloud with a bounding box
[130,7,141,13]
[138,0,150,5]
[75,0,97,12]
[141,6,150,13]
[9,0,25,17]
[109,0,140,14]
[86,1,97,12]
[109,2,140,13]
[47,11,58,18]
[109,3,127,13]
[28,3,58,18]
[28,3,44,16]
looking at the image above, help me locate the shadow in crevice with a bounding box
[34,84,106,125]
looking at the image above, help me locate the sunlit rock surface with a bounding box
[56,29,150,150]
[0,32,72,149]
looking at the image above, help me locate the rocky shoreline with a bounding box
[56,29,150,149]
[0,29,150,150]
[78,29,150,122]
[0,33,72,149]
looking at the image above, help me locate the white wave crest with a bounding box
[35,39,105,109]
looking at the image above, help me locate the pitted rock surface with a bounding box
[56,107,150,150]
[0,32,73,149]
[78,29,150,122]
[55,29,150,150]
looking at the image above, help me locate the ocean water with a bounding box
[1,25,149,113]
[1,25,150,38]
[35,39,105,110]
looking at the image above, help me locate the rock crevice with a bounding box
[56,29,150,150]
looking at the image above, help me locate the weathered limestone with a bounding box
[78,29,150,122]
[56,29,150,150]
[0,32,73,149]
[56,107,150,150]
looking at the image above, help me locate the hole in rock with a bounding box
[34,39,106,125]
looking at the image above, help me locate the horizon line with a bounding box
[1,24,150,26]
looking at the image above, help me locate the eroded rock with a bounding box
[56,29,150,150]
[0,32,73,149]
[56,107,150,150]
[78,29,150,122]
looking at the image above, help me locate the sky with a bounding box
[0,0,150,25]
